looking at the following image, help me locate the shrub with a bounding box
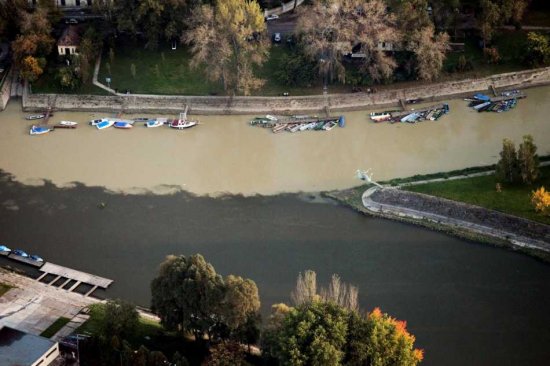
[531,187,550,215]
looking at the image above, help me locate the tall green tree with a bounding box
[183,0,269,95]
[479,0,501,49]
[222,274,260,331]
[495,138,520,184]
[100,299,139,341]
[151,254,225,341]
[518,135,539,185]
[525,32,550,67]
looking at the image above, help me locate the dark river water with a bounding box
[1,172,550,365]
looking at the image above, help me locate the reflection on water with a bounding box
[0,175,549,365]
[0,86,549,195]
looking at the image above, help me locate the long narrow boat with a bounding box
[54,121,78,129]
[473,101,491,111]
[272,123,288,133]
[369,112,391,122]
[323,121,338,130]
[26,114,46,120]
[30,125,52,135]
[96,120,115,130]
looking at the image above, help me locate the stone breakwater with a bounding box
[22,67,550,115]
[361,187,550,259]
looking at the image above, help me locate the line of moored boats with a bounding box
[27,112,199,135]
[369,103,450,123]
[465,90,524,113]
[250,114,345,133]
[0,245,44,266]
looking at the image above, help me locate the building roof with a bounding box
[0,326,57,366]
[57,25,81,47]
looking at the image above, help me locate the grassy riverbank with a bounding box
[405,166,550,225]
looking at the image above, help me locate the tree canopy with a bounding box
[183,0,269,95]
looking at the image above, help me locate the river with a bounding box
[0,86,549,195]
[0,88,550,365]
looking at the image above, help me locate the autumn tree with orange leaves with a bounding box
[263,271,423,365]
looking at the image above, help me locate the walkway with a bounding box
[362,187,550,254]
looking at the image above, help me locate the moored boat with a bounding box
[96,120,115,130]
[145,119,164,128]
[30,125,52,135]
[26,114,46,120]
[323,121,338,130]
[114,121,133,129]
[272,123,288,133]
[169,119,198,129]
[54,121,78,129]
[12,249,29,258]
[0,245,11,255]
[29,254,44,263]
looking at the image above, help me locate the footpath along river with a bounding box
[0,87,549,365]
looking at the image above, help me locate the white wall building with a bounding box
[29,0,93,7]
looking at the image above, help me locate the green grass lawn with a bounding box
[40,317,71,338]
[405,166,550,225]
[0,282,13,297]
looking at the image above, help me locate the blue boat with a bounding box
[30,254,44,262]
[96,120,115,130]
[12,249,29,258]
[0,245,11,253]
[338,116,345,127]
[114,121,133,129]
[29,125,52,135]
[473,93,491,102]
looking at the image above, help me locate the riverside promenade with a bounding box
[361,187,550,258]
[23,66,550,114]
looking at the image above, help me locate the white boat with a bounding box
[26,114,45,120]
[169,119,198,129]
[58,121,78,126]
[96,120,115,130]
[305,122,317,130]
[265,115,278,121]
[90,118,107,126]
[30,125,52,135]
[289,124,302,133]
[369,112,391,122]
[145,119,164,128]
[323,121,338,130]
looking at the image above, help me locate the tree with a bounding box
[410,25,450,81]
[150,254,225,341]
[100,299,139,341]
[202,340,247,366]
[296,0,400,83]
[346,308,424,366]
[56,64,81,90]
[531,187,550,216]
[274,301,350,366]
[525,32,550,67]
[183,0,269,95]
[479,0,501,49]
[518,135,539,184]
[20,56,44,82]
[319,274,359,312]
[495,138,520,184]
[291,269,318,306]
[222,275,260,331]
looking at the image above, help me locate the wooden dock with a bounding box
[36,262,113,297]
[489,92,526,103]
[7,253,44,267]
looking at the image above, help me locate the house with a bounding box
[28,0,93,7]
[0,326,61,366]
[57,26,81,56]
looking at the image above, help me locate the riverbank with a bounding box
[325,169,550,262]
[23,66,550,114]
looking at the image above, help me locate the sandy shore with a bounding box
[1,86,549,196]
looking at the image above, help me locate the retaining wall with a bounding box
[0,68,11,111]
[22,66,550,115]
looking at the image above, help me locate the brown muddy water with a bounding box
[0,89,549,365]
[0,86,549,195]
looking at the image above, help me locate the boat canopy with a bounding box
[474,93,491,101]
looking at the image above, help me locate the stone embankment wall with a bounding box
[23,67,550,115]
[0,68,11,111]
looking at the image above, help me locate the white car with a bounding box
[273,33,282,43]
[265,14,279,21]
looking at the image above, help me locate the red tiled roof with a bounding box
[57,25,81,47]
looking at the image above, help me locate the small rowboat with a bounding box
[145,119,164,128]
[54,121,78,129]
[114,121,133,129]
[96,120,115,130]
[272,123,288,133]
[170,119,198,129]
[30,125,52,135]
[323,121,338,131]
[90,118,107,126]
[26,114,46,120]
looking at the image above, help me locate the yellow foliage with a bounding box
[531,187,550,215]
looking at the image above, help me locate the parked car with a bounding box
[265,14,279,21]
[273,33,282,43]
[65,18,78,24]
